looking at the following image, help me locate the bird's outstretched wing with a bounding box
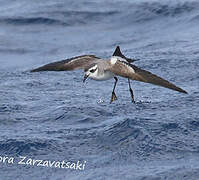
[112,46,137,63]
[31,55,100,72]
[109,60,187,94]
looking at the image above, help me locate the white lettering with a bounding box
[36,160,43,166]
[42,160,49,167]
[18,156,26,165]
[0,154,86,170]
[0,156,14,164]
[70,162,76,170]
[48,161,55,167]
[55,161,60,168]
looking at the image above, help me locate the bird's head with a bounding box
[83,64,98,82]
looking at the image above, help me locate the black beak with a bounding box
[83,74,89,83]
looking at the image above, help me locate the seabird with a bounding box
[31,46,187,103]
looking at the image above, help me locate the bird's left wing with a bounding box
[108,59,187,94]
[31,55,100,72]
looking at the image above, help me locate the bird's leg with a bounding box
[110,77,118,104]
[128,78,135,103]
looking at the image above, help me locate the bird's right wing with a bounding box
[31,55,100,72]
[109,60,188,94]
[112,46,137,63]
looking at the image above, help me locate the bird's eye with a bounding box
[90,68,96,73]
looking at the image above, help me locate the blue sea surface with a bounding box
[0,0,199,179]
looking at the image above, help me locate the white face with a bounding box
[85,65,98,79]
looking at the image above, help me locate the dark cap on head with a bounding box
[84,63,97,72]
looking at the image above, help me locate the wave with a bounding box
[0,48,33,54]
[0,139,59,155]
[0,17,67,26]
[53,10,118,19]
[0,104,24,113]
[136,1,197,16]
[99,117,199,158]
[121,1,199,23]
[0,10,118,26]
[1,1,199,26]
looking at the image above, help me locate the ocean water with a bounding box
[0,0,199,179]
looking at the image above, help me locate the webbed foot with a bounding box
[110,92,117,104]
